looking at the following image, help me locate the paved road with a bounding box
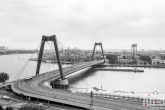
[12,61,152,110]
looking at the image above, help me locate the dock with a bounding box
[94,68,144,72]
[96,64,165,68]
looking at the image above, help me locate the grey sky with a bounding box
[0,0,165,50]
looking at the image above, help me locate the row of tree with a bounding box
[106,54,153,65]
[0,106,13,110]
[138,54,152,64]
[0,104,46,110]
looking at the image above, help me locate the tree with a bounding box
[0,72,9,84]
[157,61,160,65]
[138,55,152,64]
[106,54,117,64]
[5,107,14,110]
[19,104,46,110]
[161,55,165,60]
[123,56,126,59]
[0,105,3,110]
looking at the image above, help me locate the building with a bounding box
[136,59,145,65]
[0,46,6,53]
[150,54,163,65]
[40,48,100,63]
[152,59,165,65]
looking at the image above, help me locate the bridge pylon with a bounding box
[91,43,106,62]
[36,35,68,86]
[131,44,137,57]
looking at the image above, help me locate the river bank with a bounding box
[95,64,165,68]
[93,68,144,72]
[0,54,65,81]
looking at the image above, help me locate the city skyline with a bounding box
[1,0,165,50]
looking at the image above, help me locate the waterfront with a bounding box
[68,66,165,97]
[0,54,69,80]
[0,54,165,98]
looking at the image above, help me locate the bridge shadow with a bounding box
[50,67,97,89]
[68,68,96,85]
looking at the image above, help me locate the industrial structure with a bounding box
[131,44,137,57]
[92,43,105,62]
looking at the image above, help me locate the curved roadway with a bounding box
[12,61,150,110]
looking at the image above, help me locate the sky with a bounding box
[0,0,165,50]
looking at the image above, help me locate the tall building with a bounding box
[0,46,6,53]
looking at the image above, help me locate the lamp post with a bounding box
[20,93,24,102]
[90,90,93,110]
[101,85,102,98]
[91,91,93,106]
[48,100,50,108]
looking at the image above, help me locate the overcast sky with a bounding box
[0,0,165,50]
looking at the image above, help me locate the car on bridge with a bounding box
[24,76,33,82]
[2,95,10,100]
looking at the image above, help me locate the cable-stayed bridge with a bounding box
[10,35,151,110]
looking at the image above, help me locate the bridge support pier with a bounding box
[58,79,68,86]
[51,79,69,89]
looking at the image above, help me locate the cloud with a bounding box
[0,0,165,50]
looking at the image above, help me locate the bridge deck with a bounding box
[11,61,150,110]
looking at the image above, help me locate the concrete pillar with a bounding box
[58,79,69,86]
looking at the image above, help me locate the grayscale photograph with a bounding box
[0,0,165,110]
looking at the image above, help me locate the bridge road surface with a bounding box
[12,61,151,110]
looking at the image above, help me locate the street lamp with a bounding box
[20,93,24,102]
[90,91,93,106]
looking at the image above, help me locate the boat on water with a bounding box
[133,68,144,72]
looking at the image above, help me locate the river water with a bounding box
[0,54,165,97]
[68,67,165,97]
[0,54,67,80]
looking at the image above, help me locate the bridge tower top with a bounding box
[36,35,65,80]
[92,42,106,62]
